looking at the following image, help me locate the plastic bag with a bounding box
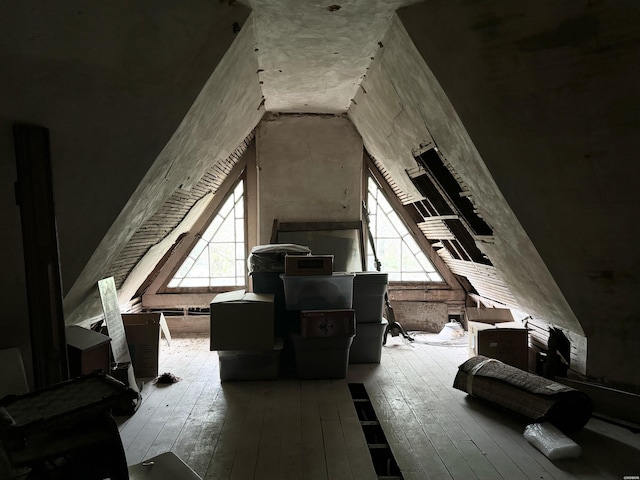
[523,422,581,460]
[248,244,311,272]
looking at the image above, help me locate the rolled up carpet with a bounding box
[453,356,592,432]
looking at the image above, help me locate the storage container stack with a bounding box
[210,244,312,381]
[349,272,389,363]
[210,290,282,381]
[248,244,311,337]
[280,254,356,379]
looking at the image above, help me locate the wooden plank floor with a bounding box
[117,334,640,480]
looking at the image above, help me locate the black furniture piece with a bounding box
[0,372,138,479]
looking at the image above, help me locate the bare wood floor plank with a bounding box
[322,418,353,480]
[229,383,269,480]
[365,350,451,478]
[277,380,304,479]
[390,343,503,480]
[120,335,639,480]
[404,342,531,480]
[332,380,378,480]
[300,381,329,480]
[254,383,286,480]
[172,380,223,462]
[203,382,258,480]
[398,340,558,480]
[185,385,228,476]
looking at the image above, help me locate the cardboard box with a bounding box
[468,321,528,370]
[300,309,356,338]
[210,290,275,351]
[285,254,333,276]
[121,312,171,378]
[66,325,112,377]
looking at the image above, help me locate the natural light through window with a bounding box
[366,177,442,282]
[168,180,245,288]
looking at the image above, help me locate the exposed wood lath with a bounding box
[418,218,454,240]
[440,253,517,307]
[367,155,417,205]
[365,150,514,307]
[414,149,493,237]
[107,132,255,288]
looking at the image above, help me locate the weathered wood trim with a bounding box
[141,292,220,309]
[14,124,69,388]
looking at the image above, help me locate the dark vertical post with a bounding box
[13,124,69,388]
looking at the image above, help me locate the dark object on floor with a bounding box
[382,288,413,345]
[0,372,138,479]
[544,326,570,379]
[154,372,181,384]
[453,355,592,432]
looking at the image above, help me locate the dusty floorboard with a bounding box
[117,333,640,480]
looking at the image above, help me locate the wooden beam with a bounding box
[13,124,69,388]
[141,292,220,309]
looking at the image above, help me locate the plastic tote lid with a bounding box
[352,271,389,284]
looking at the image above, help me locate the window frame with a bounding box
[363,154,461,291]
[141,159,250,309]
[141,151,460,310]
[163,177,247,292]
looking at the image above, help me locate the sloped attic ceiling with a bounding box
[4,1,640,385]
[62,0,580,337]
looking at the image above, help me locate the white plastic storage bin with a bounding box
[349,318,388,364]
[352,272,388,323]
[218,339,283,381]
[280,273,355,310]
[290,333,354,379]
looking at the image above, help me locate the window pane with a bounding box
[218,195,233,218]
[401,248,423,273]
[428,271,443,282]
[190,239,208,261]
[402,272,428,281]
[376,213,397,238]
[169,179,246,288]
[235,218,244,240]
[214,215,235,242]
[202,216,223,242]
[181,277,209,287]
[417,252,436,273]
[235,196,244,218]
[377,238,401,272]
[366,176,442,283]
[174,257,194,278]
[210,243,235,277]
[190,251,210,278]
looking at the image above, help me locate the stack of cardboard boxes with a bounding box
[210,290,281,381]
[210,249,385,381]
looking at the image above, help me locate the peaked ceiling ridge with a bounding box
[248,0,420,113]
